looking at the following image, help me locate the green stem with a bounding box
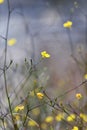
[3,0,18,129]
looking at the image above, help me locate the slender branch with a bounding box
[43,80,87,112]
[3,0,17,129]
[67,29,74,56]
[0,35,6,40]
[56,80,87,99]
[85,15,87,47]
[10,59,40,103]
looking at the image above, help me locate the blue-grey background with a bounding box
[0,0,86,62]
[0,0,87,110]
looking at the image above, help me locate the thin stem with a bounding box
[0,35,6,40]
[67,29,74,56]
[23,107,29,126]
[56,80,87,99]
[85,15,87,47]
[3,0,17,129]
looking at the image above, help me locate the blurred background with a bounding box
[0,0,87,121]
[0,0,87,130]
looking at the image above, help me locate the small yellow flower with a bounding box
[28,120,38,127]
[67,114,75,122]
[13,115,20,121]
[80,113,87,122]
[7,38,16,46]
[36,92,44,99]
[84,74,87,80]
[72,126,79,130]
[15,115,20,120]
[0,0,4,4]
[55,113,64,121]
[63,21,72,28]
[76,93,82,100]
[41,123,47,129]
[41,51,50,58]
[14,105,24,112]
[45,116,54,123]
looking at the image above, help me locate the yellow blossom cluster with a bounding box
[36,92,44,99]
[63,21,72,28]
[41,51,50,58]
[7,38,16,46]
[55,113,64,121]
[84,74,87,80]
[45,116,54,123]
[67,114,75,122]
[41,123,47,129]
[28,120,38,127]
[14,105,24,112]
[76,93,82,100]
[13,114,20,121]
[0,0,4,4]
[80,113,87,122]
[72,126,79,130]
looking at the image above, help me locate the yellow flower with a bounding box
[80,113,87,122]
[72,126,79,130]
[45,116,54,123]
[0,0,4,4]
[67,114,75,122]
[7,38,16,46]
[13,115,20,121]
[14,105,24,112]
[76,93,82,100]
[63,21,72,28]
[55,113,64,121]
[36,92,44,99]
[15,115,20,120]
[28,120,38,127]
[84,74,87,80]
[41,51,50,58]
[41,123,47,129]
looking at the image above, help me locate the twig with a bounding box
[3,0,17,129]
[56,80,87,99]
